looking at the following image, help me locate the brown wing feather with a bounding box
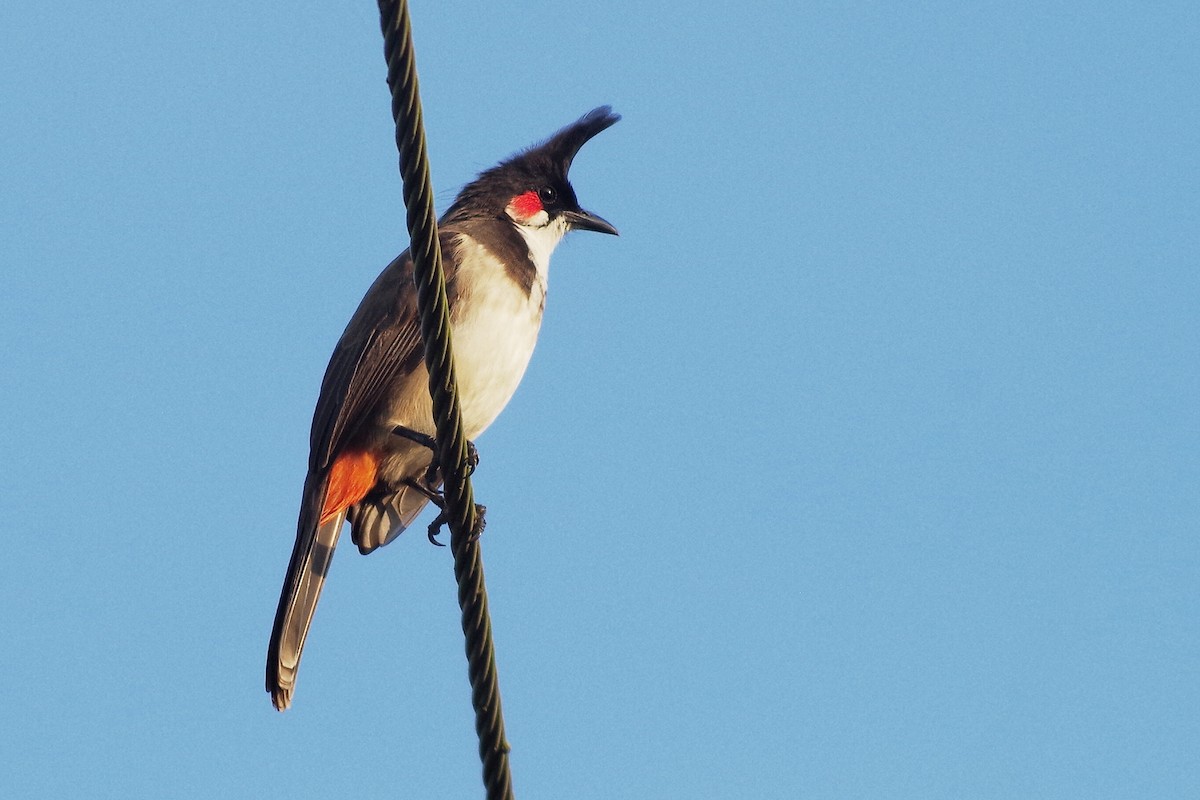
[309,250,423,471]
[309,230,465,469]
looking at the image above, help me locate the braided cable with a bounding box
[376,3,513,797]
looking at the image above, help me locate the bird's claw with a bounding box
[427,503,487,546]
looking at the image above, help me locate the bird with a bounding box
[266,106,620,711]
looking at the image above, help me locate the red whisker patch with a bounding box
[509,190,543,219]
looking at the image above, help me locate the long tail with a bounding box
[265,508,344,710]
[266,452,378,710]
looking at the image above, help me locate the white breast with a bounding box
[450,237,549,438]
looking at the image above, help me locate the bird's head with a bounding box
[447,106,621,244]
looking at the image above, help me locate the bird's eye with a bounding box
[537,186,557,205]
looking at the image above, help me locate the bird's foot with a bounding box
[426,503,487,547]
[401,477,487,547]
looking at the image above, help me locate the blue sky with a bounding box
[2,1,1198,797]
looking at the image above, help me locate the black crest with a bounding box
[446,107,621,221]
[528,105,622,176]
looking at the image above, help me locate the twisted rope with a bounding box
[376,3,513,798]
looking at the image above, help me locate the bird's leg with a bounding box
[403,476,445,506]
[390,425,480,483]
[390,425,435,450]
[392,425,485,544]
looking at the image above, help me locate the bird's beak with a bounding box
[564,209,619,236]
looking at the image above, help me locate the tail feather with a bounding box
[266,474,347,711]
[267,450,381,710]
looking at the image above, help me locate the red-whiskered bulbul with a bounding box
[266,107,620,710]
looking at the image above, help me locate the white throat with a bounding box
[514,215,569,281]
